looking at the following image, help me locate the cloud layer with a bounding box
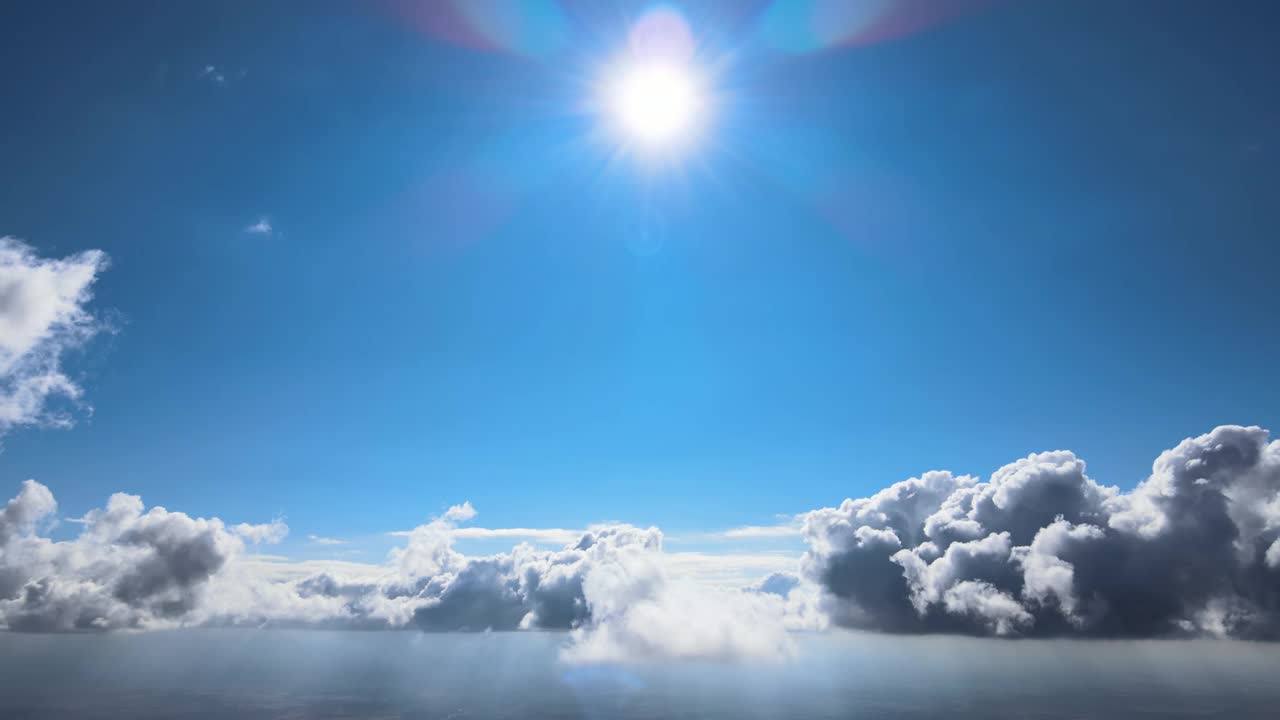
[0,238,107,435]
[2,424,1279,658]
[0,484,794,662]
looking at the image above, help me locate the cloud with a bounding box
[0,480,57,543]
[0,485,793,662]
[0,237,108,436]
[562,554,794,664]
[307,534,348,546]
[662,551,800,587]
[802,425,1280,639]
[232,518,289,545]
[720,523,804,539]
[244,218,272,235]
[200,65,225,84]
[387,525,585,545]
[0,482,252,631]
[442,501,475,522]
[452,527,584,544]
[238,556,383,585]
[253,511,797,662]
[4,424,1278,655]
[754,572,800,597]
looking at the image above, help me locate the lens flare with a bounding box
[629,5,696,62]
[387,0,569,57]
[757,0,994,54]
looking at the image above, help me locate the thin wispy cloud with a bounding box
[232,517,289,545]
[720,523,804,539]
[244,218,272,235]
[200,64,225,85]
[662,550,801,587]
[307,534,348,546]
[386,526,582,545]
[669,519,804,542]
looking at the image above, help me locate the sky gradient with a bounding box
[2,1,1279,546]
[2,0,1280,682]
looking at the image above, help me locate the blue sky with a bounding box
[1,0,1277,559]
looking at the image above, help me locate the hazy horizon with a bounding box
[4,631,1279,719]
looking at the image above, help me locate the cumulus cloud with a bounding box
[0,237,108,435]
[315,508,795,661]
[802,425,1280,639]
[755,572,801,597]
[0,485,792,662]
[0,481,252,631]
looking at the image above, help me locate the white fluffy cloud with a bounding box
[563,549,794,664]
[0,237,108,435]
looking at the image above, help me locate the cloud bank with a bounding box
[0,238,107,435]
[2,424,1278,659]
[802,425,1280,639]
[0,485,794,663]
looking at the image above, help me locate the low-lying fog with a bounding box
[1,630,1276,719]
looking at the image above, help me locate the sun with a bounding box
[597,6,708,154]
[609,60,703,148]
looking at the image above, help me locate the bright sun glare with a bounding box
[611,61,702,147]
[602,6,706,153]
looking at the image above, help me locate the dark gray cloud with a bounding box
[803,425,1280,639]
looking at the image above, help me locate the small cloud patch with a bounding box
[245,218,272,235]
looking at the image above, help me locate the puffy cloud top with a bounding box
[0,485,792,663]
[0,484,245,632]
[803,425,1280,639]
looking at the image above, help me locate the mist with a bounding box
[1,630,1276,719]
